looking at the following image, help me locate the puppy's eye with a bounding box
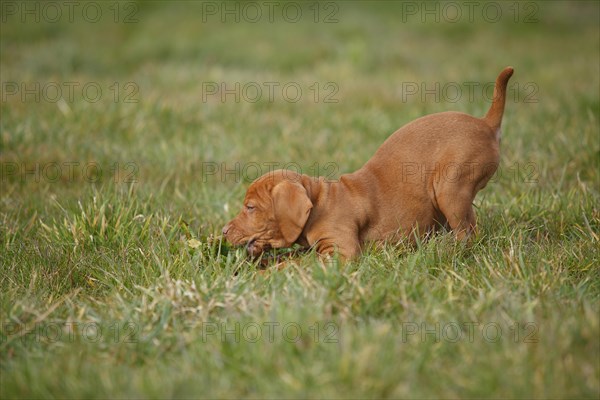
[245,204,255,211]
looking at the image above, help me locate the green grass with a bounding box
[1,1,599,398]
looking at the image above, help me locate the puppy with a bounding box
[223,67,514,260]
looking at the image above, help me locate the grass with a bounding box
[1,1,599,398]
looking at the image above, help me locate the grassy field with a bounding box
[1,1,599,398]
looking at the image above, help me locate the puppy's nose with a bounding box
[222,223,231,235]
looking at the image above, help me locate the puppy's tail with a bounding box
[484,66,514,137]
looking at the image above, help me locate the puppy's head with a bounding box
[222,170,313,257]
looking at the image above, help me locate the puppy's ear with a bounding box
[272,180,313,245]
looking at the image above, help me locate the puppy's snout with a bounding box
[222,223,231,236]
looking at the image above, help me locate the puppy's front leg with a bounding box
[313,237,360,261]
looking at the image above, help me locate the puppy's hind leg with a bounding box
[435,187,477,241]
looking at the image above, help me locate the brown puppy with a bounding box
[223,67,514,260]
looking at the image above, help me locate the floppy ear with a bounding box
[272,180,313,245]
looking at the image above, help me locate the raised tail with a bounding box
[484,66,514,136]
